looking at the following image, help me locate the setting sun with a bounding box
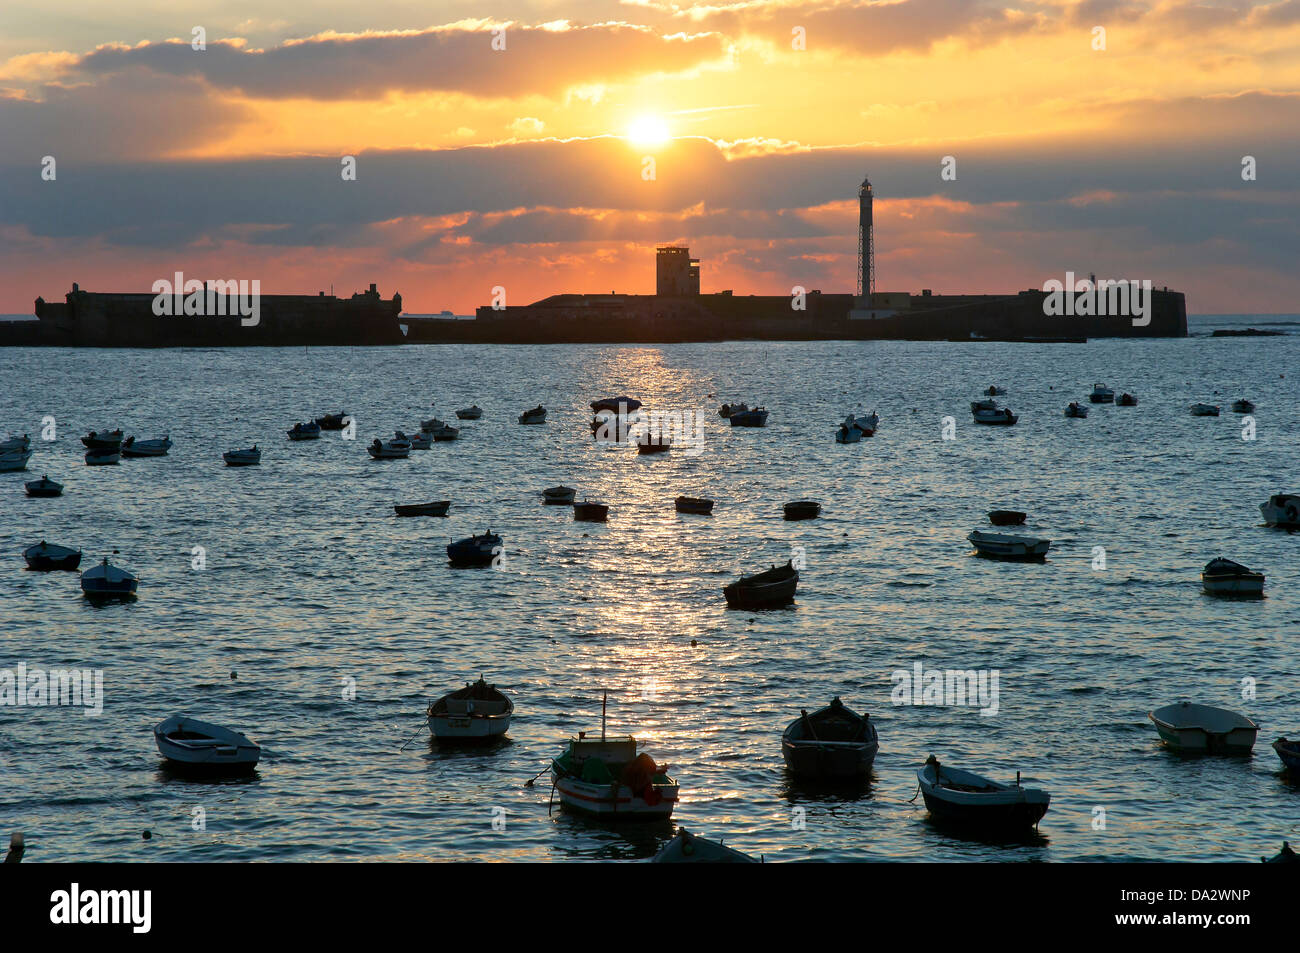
[626,115,670,147]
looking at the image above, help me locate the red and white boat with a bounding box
[549,696,677,820]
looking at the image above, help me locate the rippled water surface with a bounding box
[3,319,1298,861]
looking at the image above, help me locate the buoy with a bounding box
[142,830,151,840]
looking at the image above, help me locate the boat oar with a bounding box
[399,715,431,751]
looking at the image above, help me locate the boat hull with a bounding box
[969,532,1050,561]
[920,790,1049,829]
[783,502,821,521]
[429,715,511,743]
[1152,722,1258,754]
[394,502,450,517]
[552,774,677,821]
[987,510,1026,526]
[1273,740,1300,773]
[782,739,877,780]
[1261,497,1300,528]
[973,412,1018,425]
[729,411,768,427]
[723,575,797,610]
[81,580,138,599]
[1202,574,1264,597]
[24,547,81,571]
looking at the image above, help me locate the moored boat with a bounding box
[651,829,759,863]
[23,541,81,571]
[574,501,609,522]
[674,496,713,515]
[968,530,1050,561]
[1260,493,1300,528]
[519,405,547,425]
[783,500,820,521]
[1116,392,1138,406]
[972,405,1018,425]
[729,407,768,427]
[446,531,502,567]
[846,411,879,435]
[1149,702,1258,754]
[0,450,33,472]
[1232,399,1255,413]
[427,677,513,743]
[984,385,1007,396]
[543,485,576,505]
[430,424,460,442]
[917,755,1050,830]
[121,435,173,456]
[1089,383,1115,403]
[834,423,861,443]
[0,434,31,452]
[1263,842,1300,864]
[1273,737,1300,774]
[80,557,138,599]
[24,475,63,497]
[419,416,447,432]
[987,509,1027,526]
[314,411,348,430]
[1064,402,1088,418]
[84,449,120,466]
[719,402,747,418]
[636,433,671,454]
[782,698,878,781]
[408,431,433,449]
[1201,557,1264,597]
[81,429,123,450]
[1190,402,1220,416]
[591,396,642,413]
[394,501,450,517]
[286,422,321,441]
[550,717,677,821]
[222,446,261,466]
[455,405,483,420]
[367,438,410,459]
[723,560,798,610]
[153,715,260,774]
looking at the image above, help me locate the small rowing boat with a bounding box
[394,501,450,517]
[427,678,513,743]
[23,541,82,571]
[24,475,63,498]
[1149,702,1258,754]
[154,715,260,774]
[80,557,138,600]
[446,531,502,567]
[968,530,1050,561]
[723,561,797,610]
[782,698,878,781]
[917,755,1050,830]
[651,829,760,863]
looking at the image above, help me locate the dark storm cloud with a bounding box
[72,24,728,100]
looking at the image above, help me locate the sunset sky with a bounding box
[2,0,1299,313]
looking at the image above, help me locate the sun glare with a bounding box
[627,115,670,147]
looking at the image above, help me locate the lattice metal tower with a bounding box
[857,176,875,298]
